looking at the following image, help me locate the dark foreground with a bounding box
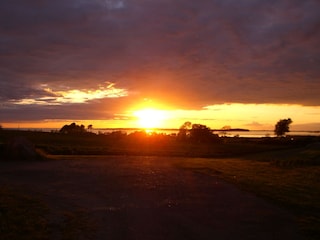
[0,156,306,239]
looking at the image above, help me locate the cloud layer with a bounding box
[1,0,320,121]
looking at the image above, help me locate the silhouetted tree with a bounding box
[87,124,93,132]
[274,118,292,137]
[177,122,218,142]
[190,124,213,142]
[177,121,192,141]
[60,122,87,134]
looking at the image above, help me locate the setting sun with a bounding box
[134,109,167,129]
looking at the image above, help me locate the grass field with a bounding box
[0,186,49,240]
[178,153,320,238]
[0,186,96,240]
[1,129,314,157]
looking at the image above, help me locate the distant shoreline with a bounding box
[212,128,250,132]
[2,128,320,138]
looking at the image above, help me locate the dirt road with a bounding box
[0,156,305,239]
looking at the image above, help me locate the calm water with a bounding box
[213,130,320,138]
[90,128,320,138]
[11,128,320,138]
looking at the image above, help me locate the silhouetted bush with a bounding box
[60,122,87,134]
[190,124,214,142]
[178,122,219,143]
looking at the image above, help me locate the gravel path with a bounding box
[0,156,305,239]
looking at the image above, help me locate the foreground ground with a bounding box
[0,156,309,240]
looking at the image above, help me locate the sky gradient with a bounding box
[1,0,320,130]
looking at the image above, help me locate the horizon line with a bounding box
[2,127,320,133]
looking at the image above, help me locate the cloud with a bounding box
[0,0,319,121]
[245,121,266,128]
[9,83,128,105]
[105,0,126,10]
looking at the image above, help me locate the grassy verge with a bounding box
[0,186,96,240]
[177,149,320,239]
[0,186,49,240]
[1,129,304,158]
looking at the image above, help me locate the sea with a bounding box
[6,128,320,138]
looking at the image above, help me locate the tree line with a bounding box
[59,118,293,141]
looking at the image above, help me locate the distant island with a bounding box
[212,128,250,132]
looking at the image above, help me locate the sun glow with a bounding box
[134,109,167,129]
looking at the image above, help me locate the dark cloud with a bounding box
[0,0,320,121]
[0,99,118,122]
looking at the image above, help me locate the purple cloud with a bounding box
[0,0,320,121]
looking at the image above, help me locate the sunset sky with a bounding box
[1,0,320,131]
